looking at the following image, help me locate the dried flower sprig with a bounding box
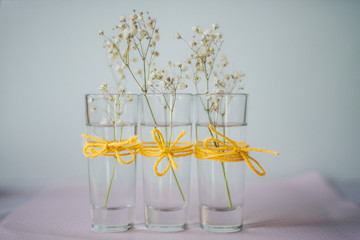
[98,10,160,94]
[175,24,245,97]
[147,61,188,94]
[176,24,246,209]
[98,10,189,203]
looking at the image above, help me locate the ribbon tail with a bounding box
[117,146,136,165]
[167,154,178,170]
[154,156,171,177]
[241,152,266,176]
[115,149,126,164]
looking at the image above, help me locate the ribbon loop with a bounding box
[140,128,193,177]
[194,124,278,176]
[82,134,140,165]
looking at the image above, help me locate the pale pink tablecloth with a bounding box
[1,172,359,240]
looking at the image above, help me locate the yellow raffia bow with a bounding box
[82,134,141,164]
[140,128,194,177]
[195,124,279,176]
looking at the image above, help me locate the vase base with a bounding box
[91,223,133,232]
[90,203,135,232]
[144,204,188,232]
[200,223,243,233]
[200,204,243,233]
[145,223,187,232]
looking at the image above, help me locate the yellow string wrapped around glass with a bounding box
[195,124,279,176]
[82,134,141,164]
[140,128,194,177]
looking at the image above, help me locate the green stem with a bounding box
[167,105,184,202]
[104,159,117,208]
[204,106,233,209]
[104,103,124,208]
[170,164,185,201]
[144,94,185,202]
[221,162,232,208]
[144,94,157,125]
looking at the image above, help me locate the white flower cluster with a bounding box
[175,24,245,112]
[146,61,188,94]
[99,10,160,94]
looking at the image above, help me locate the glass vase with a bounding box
[84,93,138,232]
[140,93,193,232]
[195,93,248,233]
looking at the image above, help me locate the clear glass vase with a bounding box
[140,93,193,232]
[84,94,138,232]
[195,93,248,233]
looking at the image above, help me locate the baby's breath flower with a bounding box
[140,29,147,39]
[138,12,144,21]
[235,72,245,78]
[174,32,181,39]
[118,23,127,30]
[98,30,104,35]
[213,87,224,94]
[158,80,166,88]
[192,26,201,33]
[194,76,201,83]
[203,29,211,35]
[90,107,97,113]
[152,33,160,42]
[181,65,188,71]
[130,26,138,35]
[99,83,108,90]
[147,80,155,86]
[212,23,219,31]
[190,41,198,47]
[212,103,219,111]
[136,68,142,75]
[126,94,134,102]
[119,86,126,93]
[109,95,116,101]
[129,13,137,20]
[219,81,226,88]
[122,28,131,40]
[100,117,108,125]
[88,97,94,103]
[175,61,182,68]
[201,89,208,94]
[107,53,116,60]
[146,20,154,30]
[216,32,223,39]
[114,119,124,126]
[211,77,219,85]
[115,64,122,72]
[121,49,127,58]
[178,82,187,90]
[120,16,126,22]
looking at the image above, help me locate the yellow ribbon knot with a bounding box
[195,124,279,176]
[82,134,141,164]
[140,128,193,177]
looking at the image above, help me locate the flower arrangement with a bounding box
[97,10,191,204]
[84,9,278,232]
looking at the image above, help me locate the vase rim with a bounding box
[85,93,138,97]
[139,93,193,96]
[194,93,248,96]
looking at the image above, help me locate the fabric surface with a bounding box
[0,172,359,240]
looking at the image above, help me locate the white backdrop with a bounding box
[0,0,359,185]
